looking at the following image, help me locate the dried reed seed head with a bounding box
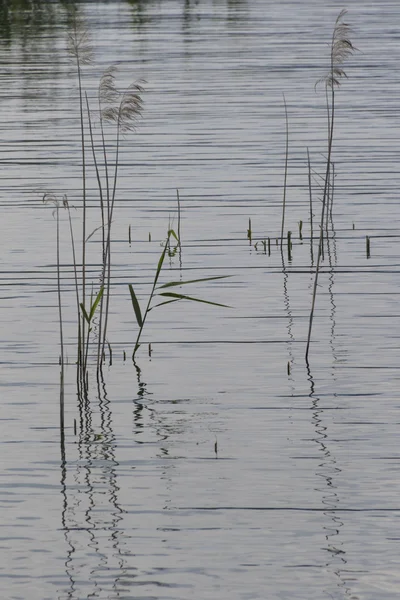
[99,66,120,105]
[318,9,356,89]
[100,71,146,132]
[43,192,57,206]
[43,193,70,210]
[67,20,93,64]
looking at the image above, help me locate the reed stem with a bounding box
[280,93,289,249]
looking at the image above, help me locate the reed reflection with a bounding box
[306,363,353,598]
[280,248,295,385]
[59,372,128,599]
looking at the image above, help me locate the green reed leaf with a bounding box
[168,228,179,243]
[129,284,143,327]
[88,287,104,322]
[151,298,181,310]
[158,292,231,308]
[80,303,90,324]
[158,275,230,289]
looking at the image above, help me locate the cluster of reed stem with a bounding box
[305,9,355,361]
[45,15,145,400]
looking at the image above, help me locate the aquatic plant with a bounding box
[67,13,93,388]
[93,66,145,370]
[306,9,356,361]
[280,93,289,248]
[66,13,145,386]
[129,230,230,359]
[43,193,71,437]
[307,147,314,263]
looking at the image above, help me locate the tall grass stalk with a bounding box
[67,23,145,380]
[176,188,181,246]
[67,14,92,386]
[64,197,83,395]
[97,70,145,369]
[328,161,335,226]
[43,194,65,432]
[280,93,289,249]
[306,10,355,361]
[307,147,314,264]
[56,200,65,433]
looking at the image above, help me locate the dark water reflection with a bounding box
[0,0,71,43]
[0,0,249,44]
[60,374,128,599]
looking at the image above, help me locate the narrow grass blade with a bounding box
[151,298,182,309]
[88,287,104,321]
[158,292,231,308]
[168,228,179,243]
[80,303,90,324]
[129,284,143,327]
[158,275,230,289]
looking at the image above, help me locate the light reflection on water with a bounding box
[1,1,400,599]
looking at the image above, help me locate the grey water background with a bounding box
[1,1,400,598]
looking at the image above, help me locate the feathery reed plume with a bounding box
[317,9,355,91]
[306,10,356,361]
[96,68,145,369]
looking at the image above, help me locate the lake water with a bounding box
[1,1,400,599]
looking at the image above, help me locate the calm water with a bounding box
[1,1,400,599]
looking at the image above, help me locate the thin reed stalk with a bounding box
[307,147,314,264]
[306,10,355,361]
[56,201,65,437]
[98,74,145,367]
[329,162,335,224]
[43,193,65,434]
[67,14,92,383]
[65,197,83,396]
[280,93,289,248]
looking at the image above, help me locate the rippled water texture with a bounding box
[1,1,400,599]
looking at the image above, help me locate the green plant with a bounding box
[129,230,230,359]
[307,147,314,264]
[280,93,289,248]
[306,10,355,361]
[65,15,145,384]
[80,287,104,372]
[67,13,92,389]
[43,193,65,434]
[247,218,252,243]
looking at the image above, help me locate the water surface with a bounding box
[1,1,400,599]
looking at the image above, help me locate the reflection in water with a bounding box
[0,0,252,43]
[326,213,339,372]
[280,249,295,422]
[304,164,354,596]
[306,363,352,598]
[59,372,127,599]
[0,1,77,43]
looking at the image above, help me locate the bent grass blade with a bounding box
[129,230,231,359]
[80,286,104,325]
[157,292,230,309]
